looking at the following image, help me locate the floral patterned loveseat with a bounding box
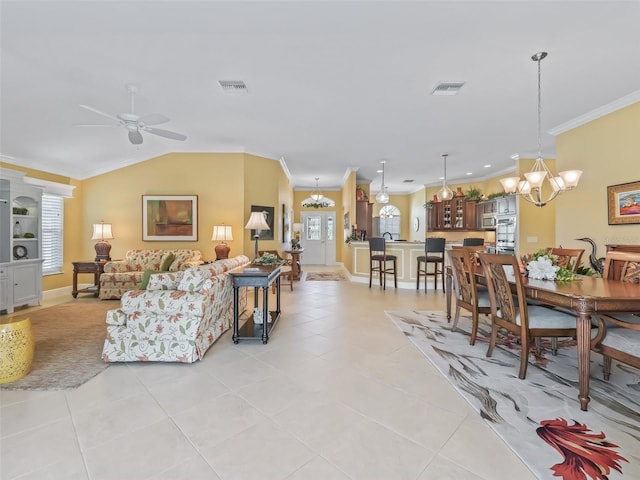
[102,255,251,363]
[99,249,203,300]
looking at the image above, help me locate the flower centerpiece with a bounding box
[253,252,285,266]
[521,248,577,281]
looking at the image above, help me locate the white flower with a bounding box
[526,255,560,280]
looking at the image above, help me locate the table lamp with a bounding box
[92,221,113,261]
[212,224,233,260]
[245,211,270,260]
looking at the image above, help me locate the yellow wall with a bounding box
[515,157,556,254]
[556,101,640,255]
[341,170,358,269]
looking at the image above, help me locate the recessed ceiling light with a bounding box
[510,154,520,160]
[466,172,473,176]
[483,164,491,168]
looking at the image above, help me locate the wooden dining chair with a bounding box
[447,248,491,345]
[257,250,293,292]
[591,251,640,380]
[416,237,446,292]
[368,237,397,290]
[549,248,585,273]
[478,252,577,379]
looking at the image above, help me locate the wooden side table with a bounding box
[72,261,106,298]
[284,248,304,280]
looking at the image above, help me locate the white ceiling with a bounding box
[1,1,639,195]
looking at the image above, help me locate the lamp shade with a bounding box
[292,223,303,233]
[212,225,233,242]
[244,212,270,231]
[91,222,113,240]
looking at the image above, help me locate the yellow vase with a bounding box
[0,317,35,384]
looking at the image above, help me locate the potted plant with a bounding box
[464,187,483,201]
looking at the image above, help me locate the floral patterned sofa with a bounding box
[101,255,251,363]
[99,249,203,300]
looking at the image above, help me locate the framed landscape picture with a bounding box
[142,195,198,240]
[607,181,640,225]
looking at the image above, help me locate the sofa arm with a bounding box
[103,260,129,274]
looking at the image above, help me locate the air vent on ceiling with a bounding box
[218,80,248,94]
[431,82,465,96]
[403,179,414,183]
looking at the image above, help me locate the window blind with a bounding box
[42,193,64,275]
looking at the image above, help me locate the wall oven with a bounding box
[495,216,516,254]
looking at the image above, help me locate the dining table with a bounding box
[445,267,640,411]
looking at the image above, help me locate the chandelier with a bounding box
[302,177,332,208]
[500,52,582,207]
[436,153,453,201]
[375,160,389,204]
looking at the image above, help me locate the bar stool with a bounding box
[463,237,485,246]
[369,237,397,290]
[416,237,446,292]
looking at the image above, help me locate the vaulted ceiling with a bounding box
[1,1,639,195]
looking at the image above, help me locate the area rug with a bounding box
[305,272,348,281]
[1,301,114,390]
[386,310,640,480]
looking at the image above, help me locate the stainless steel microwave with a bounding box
[481,214,496,229]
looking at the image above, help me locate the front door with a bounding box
[300,212,336,265]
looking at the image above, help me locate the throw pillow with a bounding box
[177,269,208,293]
[140,269,156,289]
[160,252,175,271]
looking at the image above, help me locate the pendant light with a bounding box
[375,160,389,204]
[436,154,453,201]
[302,177,332,208]
[500,52,582,207]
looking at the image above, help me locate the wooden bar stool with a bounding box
[368,237,397,290]
[416,237,446,292]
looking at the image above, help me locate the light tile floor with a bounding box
[1,266,535,480]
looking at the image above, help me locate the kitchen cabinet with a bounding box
[428,198,478,232]
[355,200,373,239]
[496,195,517,215]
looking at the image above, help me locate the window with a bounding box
[42,193,64,275]
[379,205,401,239]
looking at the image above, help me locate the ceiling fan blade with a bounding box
[128,130,144,145]
[142,126,187,141]
[138,113,170,126]
[73,123,120,127]
[79,104,122,124]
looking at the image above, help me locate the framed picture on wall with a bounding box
[142,195,198,241]
[607,181,640,225]
[250,205,275,240]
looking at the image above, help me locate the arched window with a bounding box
[379,205,401,239]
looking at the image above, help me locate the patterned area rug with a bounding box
[386,310,640,480]
[1,301,113,390]
[305,272,348,281]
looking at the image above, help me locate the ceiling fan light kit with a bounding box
[76,84,187,145]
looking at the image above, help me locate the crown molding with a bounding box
[549,90,640,136]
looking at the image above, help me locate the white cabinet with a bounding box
[0,168,43,313]
[0,265,8,312]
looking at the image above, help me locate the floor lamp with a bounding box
[245,212,270,260]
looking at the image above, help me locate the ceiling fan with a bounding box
[75,84,187,145]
